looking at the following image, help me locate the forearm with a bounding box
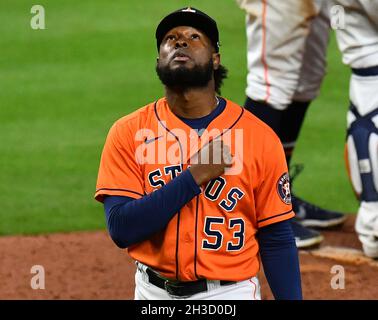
[257,219,302,300]
[104,169,201,248]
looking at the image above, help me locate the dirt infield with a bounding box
[0,216,377,300]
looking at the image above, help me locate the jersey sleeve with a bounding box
[95,120,144,203]
[255,133,295,228]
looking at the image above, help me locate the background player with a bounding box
[336,0,378,258]
[236,0,347,248]
[95,7,302,299]
[236,0,378,257]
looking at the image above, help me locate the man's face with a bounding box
[156,26,220,89]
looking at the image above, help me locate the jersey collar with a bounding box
[154,97,244,138]
[154,97,244,163]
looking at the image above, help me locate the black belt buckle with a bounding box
[164,279,189,297]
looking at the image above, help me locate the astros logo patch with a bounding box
[277,173,291,205]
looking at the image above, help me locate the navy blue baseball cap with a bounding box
[155,7,220,52]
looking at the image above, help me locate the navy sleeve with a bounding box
[257,219,302,300]
[103,169,201,248]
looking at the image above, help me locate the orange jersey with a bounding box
[95,97,294,281]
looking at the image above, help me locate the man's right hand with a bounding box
[189,139,233,186]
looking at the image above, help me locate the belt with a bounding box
[145,268,236,297]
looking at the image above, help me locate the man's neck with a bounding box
[165,85,218,119]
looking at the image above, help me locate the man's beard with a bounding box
[156,59,213,90]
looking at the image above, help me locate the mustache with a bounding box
[171,50,192,61]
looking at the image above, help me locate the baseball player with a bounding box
[236,0,378,257]
[337,0,378,258]
[236,0,347,248]
[95,7,302,299]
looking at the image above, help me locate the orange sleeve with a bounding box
[255,133,295,228]
[95,120,144,202]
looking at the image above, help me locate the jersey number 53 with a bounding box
[202,217,245,251]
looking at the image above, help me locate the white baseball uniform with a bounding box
[236,0,330,110]
[337,0,378,258]
[236,0,378,257]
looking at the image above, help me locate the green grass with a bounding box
[0,0,357,235]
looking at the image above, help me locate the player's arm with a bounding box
[104,169,200,248]
[254,130,302,299]
[257,219,302,300]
